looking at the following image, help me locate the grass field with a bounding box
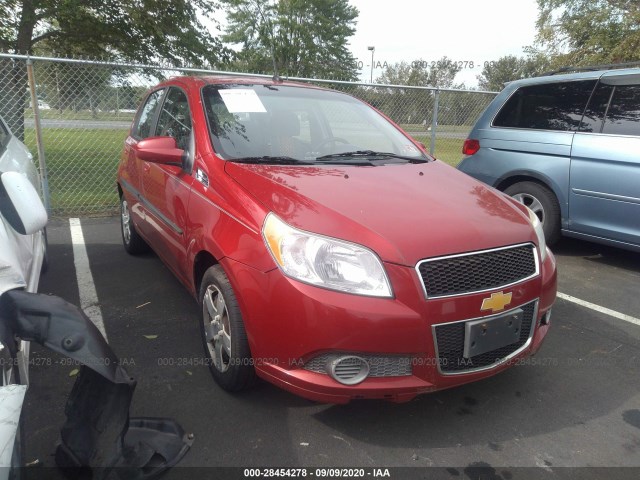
[24,128,128,216]
[412,135,463,167]
[24,128,462,216]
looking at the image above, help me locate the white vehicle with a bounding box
[0,115,48,476]
[0,117,192,477]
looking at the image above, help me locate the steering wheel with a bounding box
[314,137,350,151]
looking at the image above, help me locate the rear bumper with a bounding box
[224,248,556,404]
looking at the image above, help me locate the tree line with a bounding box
[1,0,638,137]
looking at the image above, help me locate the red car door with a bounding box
[140,86,194,284]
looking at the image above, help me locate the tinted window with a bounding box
[579,83,613,133]
[155,88,192,149]
[133,89,164,139]
[602,85,640,136]
[494,80,596,131]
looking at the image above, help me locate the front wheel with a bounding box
[504,181,561,245]
[199,265,255,392]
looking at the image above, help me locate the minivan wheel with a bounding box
[120,196,149,255]
[504,181,561,245]
[199,265,255,392]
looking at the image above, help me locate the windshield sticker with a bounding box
[402,144,419,154]
[219,89,267,113]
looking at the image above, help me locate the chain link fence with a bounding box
[0,54,497,217]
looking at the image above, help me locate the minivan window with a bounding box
[602,85,640,136]
[133,89,164,139]
[493,80,596,131]
[579,83,614,133]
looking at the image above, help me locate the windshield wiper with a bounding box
[230,156,312,165]
[315,150,430,163]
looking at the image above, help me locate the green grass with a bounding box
[24,128,128,216]
[412,135,463,167]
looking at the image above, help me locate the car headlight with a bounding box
[527,208,547,262]
[262,213,392,297]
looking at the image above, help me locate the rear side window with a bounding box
[580,83,614,133]
[602,85,640,136]
[133,89,164,139]
[493,80,596,131]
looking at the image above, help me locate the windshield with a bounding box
[201,84,428,163]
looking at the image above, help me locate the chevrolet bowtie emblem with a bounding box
[481,291,513,313]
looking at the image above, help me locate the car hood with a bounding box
[225,160,537,266]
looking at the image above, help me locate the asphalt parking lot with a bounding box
[23,217,640,479]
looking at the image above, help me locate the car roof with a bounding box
[505,67,640,88]
[157,75,330,92]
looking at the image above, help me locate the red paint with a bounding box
[117,76,557,403]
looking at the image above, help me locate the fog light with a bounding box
[326,355,370,385]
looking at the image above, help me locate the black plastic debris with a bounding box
[0,290,193,479]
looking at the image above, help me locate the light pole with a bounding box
[367,46,375,83]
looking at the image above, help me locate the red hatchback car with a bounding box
[117,76,557,403]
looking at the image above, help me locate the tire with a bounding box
[120,196,149,255]
[199,265,255,392]
[504,181,561,245]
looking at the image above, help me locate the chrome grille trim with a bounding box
[415,243,540,299]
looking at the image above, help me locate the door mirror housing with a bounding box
[0,171,48,235]
[133,137,185,167]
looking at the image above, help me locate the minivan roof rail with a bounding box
[544,60,640,76]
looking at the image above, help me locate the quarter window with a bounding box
[493,80,596,131]
[602,85,640,136]
[133,89,164,139]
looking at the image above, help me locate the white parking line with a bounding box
[557,292,640,327]
[69,218,108,340]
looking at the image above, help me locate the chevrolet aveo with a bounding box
[117,76,557,404]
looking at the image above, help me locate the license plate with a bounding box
[463,309,523,359]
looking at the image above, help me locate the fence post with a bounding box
[429,89,440,156]
[26,58,51,214]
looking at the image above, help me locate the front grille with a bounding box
[434,300,537,374]
[417,244,537,298]
[304,353,412,377]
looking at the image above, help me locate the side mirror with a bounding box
[0,171,48,235]
[133,136,184,167]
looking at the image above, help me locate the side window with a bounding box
[493,80,596,131]
[155,88,192,150]
[579,83,614,133]
[133,89,164,139]
[602,85,640,136]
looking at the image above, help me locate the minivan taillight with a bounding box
[462,139,480,156]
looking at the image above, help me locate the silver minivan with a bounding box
[458,67,640,252]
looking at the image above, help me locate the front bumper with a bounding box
[223,248,557,404]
